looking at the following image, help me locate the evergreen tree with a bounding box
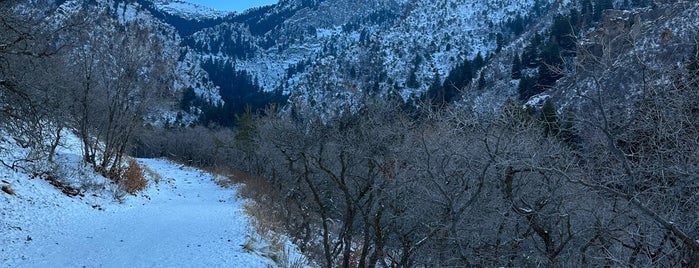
[473,51,485,70]
[406,55,422,89]
[538,99,582,148]
[477,72,486,90]
[180,87,197,111]
[235,104,255,138]
[523,33,542,68]
[510,15,525,36]
[593,0,614,22]
[443,58,473,92]
[558,110,581,150]
[501,98,533,126]
[426,71,450,103]
[496,33,504,53]
[631,0,652,7]
[461,59,473,83]
[512,53,522,79]
[518,75,539,101]
[580,0,594,26]
[537,41,564,89]
[540,98,560,137]
[406,69,419,88]
[551,13,578,54]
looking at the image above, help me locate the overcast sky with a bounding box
[184,0,278,13]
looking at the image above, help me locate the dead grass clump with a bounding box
[213,174,236,189]
[122,159,147,194]
[231,169,276,201]
[207,167,274,201]
[142,165,162,184]
[244,201,299,267]
[244,201,285,237]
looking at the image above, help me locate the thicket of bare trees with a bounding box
[130,49,699,266]
[237,99,583,267]
[0,0,73,168]
[67,13,175,179]
[212,45,697,266]
[1,0,174,190]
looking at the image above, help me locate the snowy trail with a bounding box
[1,158,272,267]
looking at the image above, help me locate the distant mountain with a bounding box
[163,0,553,121]
[42,0,699,125]
[150,0,232,20]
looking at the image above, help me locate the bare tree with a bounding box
[66,8,175,179]
[0,0,79,167]
[550,12,699,265]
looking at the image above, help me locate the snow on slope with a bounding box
[152,0,232,20]
[0,134,304,267]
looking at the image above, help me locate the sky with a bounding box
[184,0,279,13]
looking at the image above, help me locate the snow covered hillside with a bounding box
[0,134,307,267]
[151,0,233,20]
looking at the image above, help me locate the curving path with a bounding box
[1,158,271,267]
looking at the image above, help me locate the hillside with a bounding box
[172,0,554,121]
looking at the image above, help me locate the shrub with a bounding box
[122,159,147,194]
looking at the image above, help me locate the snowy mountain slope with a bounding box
[536,1,699,109]
[151,0,233,20]
[171,0,555,119]
[0,134,306,267]
[47,0,222,126]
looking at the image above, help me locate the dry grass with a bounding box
[213,174,237,189]
[244,201,285,241]
[206,166,275,201]
[142,165,162,184]
[122,159,147,194]
[244,201,309,267]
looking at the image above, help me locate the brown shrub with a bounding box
[231,169,275,201]
[122,159,147,194]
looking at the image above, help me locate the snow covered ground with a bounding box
[1,134,307,267]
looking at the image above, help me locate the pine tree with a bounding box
[473,51,485,70]
[512,53,522,79]
[593,0,614,22]
[496,33,504,53]
[537,41,564,89]
[523,33,542,68]
[477,72,486,90]
[443,58,473,91]
[580,0,594,26]
[551,13,578,54]
[180,87,197,111]
[509,15,525,36]
[406,69,419,88]
[558,110,581,150]
[427,71,449,103]
[406,55,422,89]
[518,75,538,101]
[540,99,560,137]
[234,104,257,154]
